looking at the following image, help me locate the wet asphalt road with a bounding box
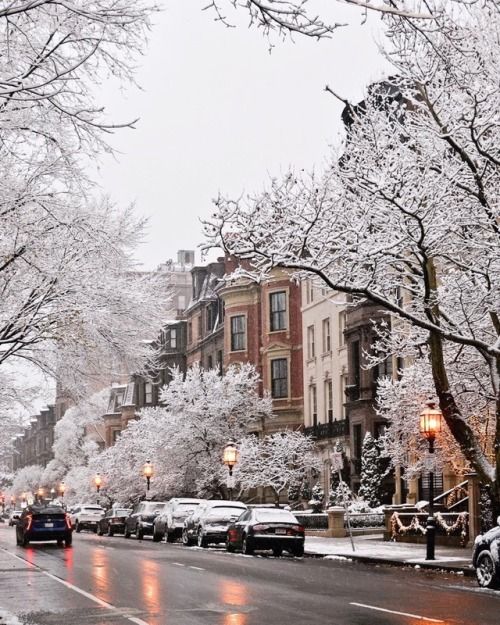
[0,525,499,625]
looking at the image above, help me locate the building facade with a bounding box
[221,260,304,433]
[301,279,349,497]
[12,405,56,470]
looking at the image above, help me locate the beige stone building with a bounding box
[301,278,349,497]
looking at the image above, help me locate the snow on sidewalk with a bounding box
[305,534,472,567]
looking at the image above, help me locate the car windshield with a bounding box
[29,505,65,515]
[177,502,200,510]
[114,509,131,516]
[207,507,244,519]
[82,507,104,513]
[142,502,163,514]
[254,510,298,524]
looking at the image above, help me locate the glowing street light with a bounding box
[143,460,153,497]
[419,399,443,561]
[223,442,239,500]
[94,474,102,505]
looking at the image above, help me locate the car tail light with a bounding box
[252,524,269,532]
[65,514,72,530]
[291,525,304,533]
[26,515,33,531]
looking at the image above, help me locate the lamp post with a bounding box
[59,481,65,503]
[94,474,102,506]
[143,460,153,499]
[50,487,56,500]
[419,399,443,561]
[37,487,44,504]
[223,442,239,501]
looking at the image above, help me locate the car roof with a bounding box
[206,501,247,508]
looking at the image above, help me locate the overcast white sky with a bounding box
[95,1,388,269]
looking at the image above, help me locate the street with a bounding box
[0,526,499,625]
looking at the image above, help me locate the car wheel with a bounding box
[107,527,114,537]
[272,546,283,557]
[57,539,64,547]
[242,535,254,555]
[291,544,304,557]
[97,525,103,536]
[182,529,193,546]
[22,535,30,547]
[197,530,208,548]
[136,525,144,540]
[476,551,499,588]
[75,521,81,533]
[226,539,235,553]
[65,534,72,547]
[152,529,163,543]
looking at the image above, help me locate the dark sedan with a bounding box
[97,507,132,536]
[472,516,500,588]
[226,507,304,557]
[15,504,72,547]
[124,501,167,540]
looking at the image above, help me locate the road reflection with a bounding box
[141,558,161,617]
[91,547,111,604]
[63,543,75,584]
[219,579,249,625]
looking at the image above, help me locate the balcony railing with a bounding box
[304,419,349,440]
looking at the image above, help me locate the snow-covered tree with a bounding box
[0,1,168,410]
[11,464,44,498]
[205,1,500,510]
[309,482,325,512]
[236,430,320,505]
[358,432,386,508]
[42,390,108,488]
[70,364,273,504]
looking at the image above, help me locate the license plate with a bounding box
[44,523,54,528]
[275,528,286,535]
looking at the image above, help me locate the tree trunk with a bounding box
[428,329,499,516]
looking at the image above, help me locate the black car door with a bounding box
[234,510,251,545]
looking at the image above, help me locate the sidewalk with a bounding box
[304,533,475,576]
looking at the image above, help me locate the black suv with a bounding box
[124,501,167,540]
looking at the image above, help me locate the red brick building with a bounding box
[221,259,303,432]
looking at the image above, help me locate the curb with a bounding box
[305,550,475,577]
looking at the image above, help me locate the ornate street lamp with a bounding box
[59,481,65,501]
[419,399,443,561]
[223,442,239,501]
[143,460,153,498]
[94,474,102,505]
[37,487,44,504]
[50,487,56,500]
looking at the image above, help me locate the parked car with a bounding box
[195,501,248,548]
[472,515,500,588]
[226,507,305,556]
[70,504,105,533]
[96,507,132,536]
[124,501,167,540]
[8,510,22,526]
[15,504,72,547]
[153,498,205,543]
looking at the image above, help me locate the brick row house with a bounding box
[12,405,56,470]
